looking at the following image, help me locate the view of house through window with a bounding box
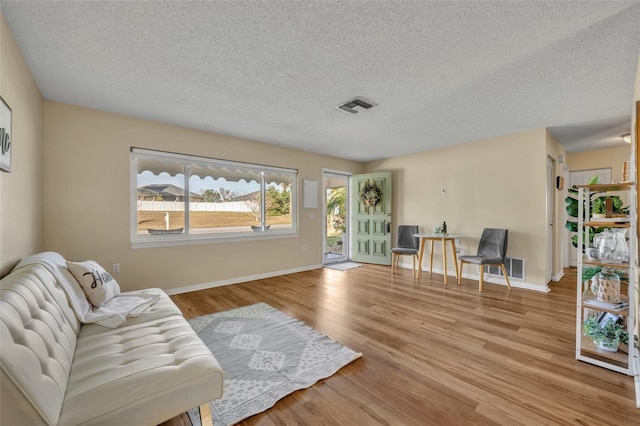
[132,148,297,245]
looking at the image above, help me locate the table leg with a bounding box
[429,240,435,277]
[442,238,447,285]
[450,239,460,283]
[417,238,426,279]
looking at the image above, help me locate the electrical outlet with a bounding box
[112,264,120,274]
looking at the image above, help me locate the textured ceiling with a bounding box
[2,1,640,162]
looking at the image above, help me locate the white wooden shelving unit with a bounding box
[575,183,637,375]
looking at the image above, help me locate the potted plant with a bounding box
[582,316,628,352]
[582,265,603,283]
[565,181,627,252]
[591,195,625,219]
[565,186,605,252]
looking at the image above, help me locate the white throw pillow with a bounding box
[66,260,121,307]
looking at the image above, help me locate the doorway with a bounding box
[567,168,612,267]
[323,171,350,264]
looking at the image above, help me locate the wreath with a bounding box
[359,183,383,207]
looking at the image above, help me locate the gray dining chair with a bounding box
[391,225,420,277]
[457,228,511,291]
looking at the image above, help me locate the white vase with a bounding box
[611,228,629,263]
[596,337,619,352]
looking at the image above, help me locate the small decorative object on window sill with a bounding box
[358,183,382,207]
[147,228,184,235]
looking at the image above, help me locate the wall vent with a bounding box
[337,97,376,114]
[483,257,525,280]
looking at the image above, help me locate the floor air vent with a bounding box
[483,257,525,280]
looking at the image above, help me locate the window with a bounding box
[131,148,297,247]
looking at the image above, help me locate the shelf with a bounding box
[582,257,629,266]
[582,296,630,316]
[575,183,636,375]
[584,221,630,228]
[576,182,635,191]
[580,335,629,366]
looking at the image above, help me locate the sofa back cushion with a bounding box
[0,263,80,425]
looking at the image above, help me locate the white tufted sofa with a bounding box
[0,255,223,425]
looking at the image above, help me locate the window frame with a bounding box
[130,148,298,248]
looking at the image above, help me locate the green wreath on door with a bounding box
[358,183,382,207]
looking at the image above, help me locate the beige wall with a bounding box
[43,101,363,292]
[365,128,550,290]
[566,146,632,213]
[567,145,631,182]
[0,13,44,276]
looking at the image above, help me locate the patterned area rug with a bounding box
[324,261,363,271]
[187,303,362,426]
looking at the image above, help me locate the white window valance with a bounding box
[131,148,295,185]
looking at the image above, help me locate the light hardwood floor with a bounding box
[162,265,638,425]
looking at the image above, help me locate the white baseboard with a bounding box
[397,261,549,292]
[165,264,323,295]
[169,261,549,295]
[553,271,564,282]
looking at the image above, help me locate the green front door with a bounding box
[350,172,392,265]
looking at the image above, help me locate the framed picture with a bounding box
[0,96,12,173]
[596,311,620,326]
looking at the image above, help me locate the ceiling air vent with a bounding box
[337,97,376,114]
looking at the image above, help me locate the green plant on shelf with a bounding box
[565,182,628,253]
[591,196,624,216]
[565,186,601,251]
[583,316,628,350]
[581,266,627,283]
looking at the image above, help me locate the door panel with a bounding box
[351,172,392,265]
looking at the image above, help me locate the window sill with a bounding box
[131,229,299,249]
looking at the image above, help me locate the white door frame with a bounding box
[562,164,570,268]
[546,156,555,284]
